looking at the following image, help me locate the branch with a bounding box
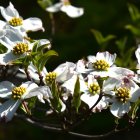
[14,113,129,139]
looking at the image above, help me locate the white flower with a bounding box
[87,51,130,79]
[87,51,116,77]
[0,81,51,122]
[46,0,84,18]
[19,61,76,84]
[0,30,50,65]
[0,30,30,65]
[103,77,140,118]
[80,74,108,112]
[0,2,44,36]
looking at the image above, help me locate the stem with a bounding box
[22,101,31,115]
[38,72,44,86]
[49,13,55,41]
[25,68,31,81]
[69,92,103,130]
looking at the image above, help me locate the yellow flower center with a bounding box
[45,72,57,85]
[115,87,130,103]
[93,59,110,71]
[63,0,71,5]
[9,17,23,26]
[13,43,29,55]
[12,86,26,100]
[89,83,100,95]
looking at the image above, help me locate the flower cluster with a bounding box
[0,2,140,138]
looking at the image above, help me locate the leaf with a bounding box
[127,3,140,22]
[91,29,116,49]
[37,50,58,72]
[0,43,7,53]
[71,76,81,113]
[128,98,140,120]
[37,0,52,10]
[12,55,32,68]
[125,24,140,37]
[27,97,37,111]
[50,81,62,112]
[32,40,50,53]
[115,37,127,52]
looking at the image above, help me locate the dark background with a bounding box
[0,0,140,139]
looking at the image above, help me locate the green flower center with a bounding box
[93,59,110,71]
[115,87,130,103]
[12,86,26,100]
[13,43,29,55]
[9,17,23,26]
[89,83,100,95]
[45,72,57,85]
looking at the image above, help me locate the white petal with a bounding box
[46,2,62,12]
[87,55,96,62]
[60,5,84,18]
[81,93,99,108]
[110,101,130,118]
[24,86,52,100]
[0,2,19,21]
[22,18,44,32]
[21,81,38,99]
[54,62,75,83]
[135,46,140,65]
[96,51,116,66]
[0,29,23,50]
[0,20,6,29]
[103,77,121,91]
[130,88,140,102]
[110,67,135,79]
[0,52,18,65]
[62,74,87,94]
[0,81,14,98]
[0,99,21,122]
[37,39,51,49]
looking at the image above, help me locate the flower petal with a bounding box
[110,101,130,118]
[81,93,99,108]
[22,18,44,32]
[24,86,52,102]
[54,62,76,83]
[0,81,15,98]
[21,81,38,99]
[60,5,84,18]
[96,51,116,66]
[0,2,19,21]
[0,20,6,30]
[46,2,63,12]
[0,99,21,122]
[0,52,18,65]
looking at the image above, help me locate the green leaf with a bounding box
[127,3,140,22]
[12,55,32,68]
[27,97,37,111]
[91,29,116,50]
[32,40,50,53]
[71,76,81,113]
[37,0,52,10]
[115,37,127,52]
[128,98,140,120]
[50,81,62,112]
[37,50,58,72]
[125,24,140,37]
[0,43,7,53]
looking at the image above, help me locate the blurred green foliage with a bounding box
[1,0,140,139]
